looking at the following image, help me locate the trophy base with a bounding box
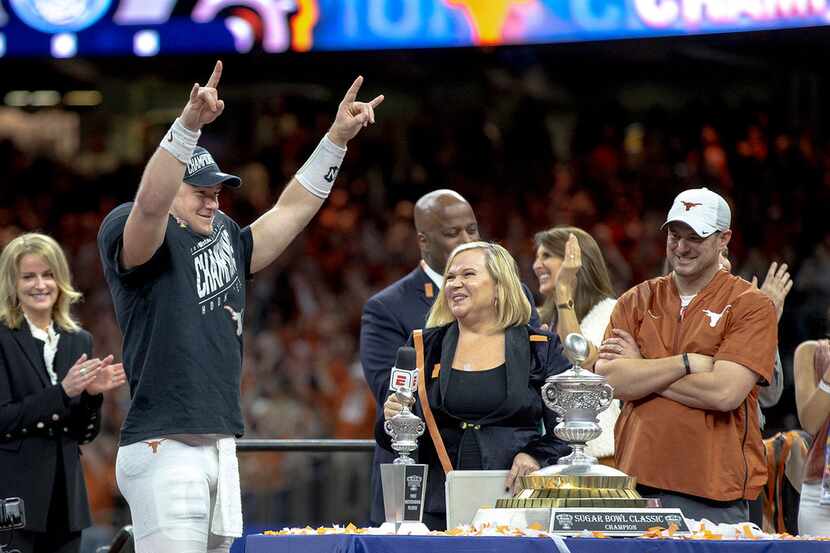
[473,506,691,536]
[496,493,648,509]
[380,463,428,524]
[377,521,431,535]
[497,464,648,508]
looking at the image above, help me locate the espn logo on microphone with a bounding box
[389,368,418,394]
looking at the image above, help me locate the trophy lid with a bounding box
[547,332,607,385]
[547,365,607,385]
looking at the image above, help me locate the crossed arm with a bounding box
[658,360,760,411]
[595,332,760,411]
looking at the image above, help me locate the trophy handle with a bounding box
[541,381,564,414]
[596,383,614,412]
[383,420,395,439]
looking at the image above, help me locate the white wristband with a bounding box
[159,118,201,164]
[819,379,830,396]
[295,134,347,199]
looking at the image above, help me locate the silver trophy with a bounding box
[380,347,428,527]
[383,390,425,465]
[541,333,614,465]
[485,334,689,535]
[498,332,648,509]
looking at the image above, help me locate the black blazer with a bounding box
[375,323,572,519]
[0,323,103,533]
[360,266,542,522]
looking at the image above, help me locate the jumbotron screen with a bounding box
[1,0,829,58]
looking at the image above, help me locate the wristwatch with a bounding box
[557,298,574,310]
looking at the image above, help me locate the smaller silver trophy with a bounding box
[380,347,429,531]
[383,390,425,465]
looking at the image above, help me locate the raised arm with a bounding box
[795,340,830,436]
[248,76,384,273]
[552,234,598,366]
[752,261,792,322]
[121,61,225,269]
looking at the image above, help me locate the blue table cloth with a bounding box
[245,534,830,553]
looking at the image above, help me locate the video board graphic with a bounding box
[1,1,829,58]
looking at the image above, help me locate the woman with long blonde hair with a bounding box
[0,233,125,553]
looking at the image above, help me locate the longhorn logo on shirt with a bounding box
[681,201,702,211]
[144,439,167,454]
[224,305,244,336]
[702,305,731,327]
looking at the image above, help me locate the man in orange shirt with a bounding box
[595,188,777,524]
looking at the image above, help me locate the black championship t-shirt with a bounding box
[98,202,253,445]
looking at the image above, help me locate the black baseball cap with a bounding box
[183,146,241,189]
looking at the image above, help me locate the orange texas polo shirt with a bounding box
[605,270,777,502]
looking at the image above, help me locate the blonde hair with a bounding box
[0,233,82,332]
[534,226,615,324]
[426,241,531,329]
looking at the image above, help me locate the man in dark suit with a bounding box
[360,190,540,524]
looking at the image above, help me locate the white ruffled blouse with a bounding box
[24,316,60,386]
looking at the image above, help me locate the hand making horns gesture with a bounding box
[180,60,225,131]
[328,76,385,147]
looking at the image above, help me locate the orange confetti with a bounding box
[740,525,758,540]
[591,531,609,538]
[702,529,723,540]
[642,527,664,539]
[528,522,544,531]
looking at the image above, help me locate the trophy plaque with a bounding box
[478,334,691,536]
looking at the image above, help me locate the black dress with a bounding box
[444,365,506,470]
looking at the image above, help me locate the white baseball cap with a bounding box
[662,188,731,238]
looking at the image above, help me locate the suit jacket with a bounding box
[359,265,540,523]
[374,323,572,520]
[0,323,103,533]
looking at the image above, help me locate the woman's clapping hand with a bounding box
[85,359,127,395]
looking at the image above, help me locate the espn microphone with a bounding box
[389,346,417,403]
